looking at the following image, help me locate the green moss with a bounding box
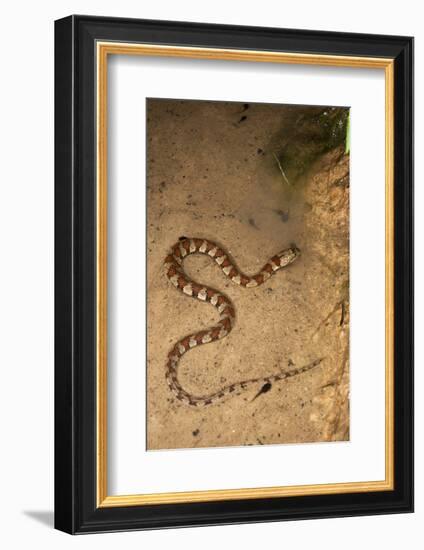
[274,106,349,185]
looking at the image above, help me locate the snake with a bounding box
[164,237,322,407]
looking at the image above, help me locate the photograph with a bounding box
[146,98,350,450]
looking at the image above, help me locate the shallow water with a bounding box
[146,98,349,450]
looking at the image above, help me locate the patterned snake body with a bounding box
[164,237,322,407]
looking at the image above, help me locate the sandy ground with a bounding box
[146,99,349,450]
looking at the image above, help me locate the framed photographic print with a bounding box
[54,15,413,533]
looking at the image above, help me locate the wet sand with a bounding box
[146,99,349,450]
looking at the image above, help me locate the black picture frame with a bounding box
[55,15,413,534]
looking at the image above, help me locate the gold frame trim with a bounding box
[96,42,395,508]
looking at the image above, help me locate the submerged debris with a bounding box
[272,152,291,186]
[248,217,259,229]
[274,209,290,223]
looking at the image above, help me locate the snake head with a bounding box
[278,244,301,267]
[290,243,301,257]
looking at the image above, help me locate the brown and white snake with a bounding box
[164,237,322,407]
